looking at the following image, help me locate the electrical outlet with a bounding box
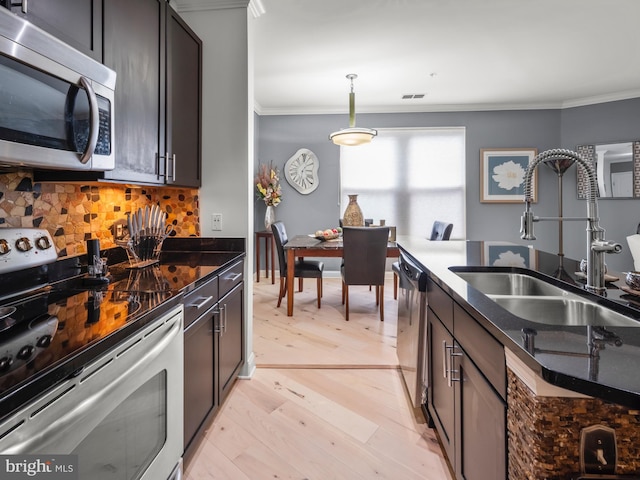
[211,213,222,231]
[580,425,616,475]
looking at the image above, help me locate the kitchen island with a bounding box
[397,236,640,478]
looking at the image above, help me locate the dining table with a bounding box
[283,234,400,316]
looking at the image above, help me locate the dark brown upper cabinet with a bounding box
[0,0,103,62]
[102,0,202,187]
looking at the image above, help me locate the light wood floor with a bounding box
[185,274,453,480]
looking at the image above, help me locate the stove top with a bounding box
[0,277,174,398]
[0,230,244,418]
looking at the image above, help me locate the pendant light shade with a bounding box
[329,74,377,146]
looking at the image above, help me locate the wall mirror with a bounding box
[576,141,640,199]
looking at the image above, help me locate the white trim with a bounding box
[254,90,640,116]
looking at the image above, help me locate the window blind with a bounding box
[339,127,466,239]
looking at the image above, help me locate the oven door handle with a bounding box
[5,313,182,454]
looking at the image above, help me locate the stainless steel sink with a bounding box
[490,295,640,327]
[452,268,640,327]
[454,271,571,297]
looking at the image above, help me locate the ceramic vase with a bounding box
[264,205,276,231]
[342,194,364,226]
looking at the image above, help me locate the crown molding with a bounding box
[254,90,640,116]
[559,89,640,109]
[254,102,564,116]
[173,0,250,13]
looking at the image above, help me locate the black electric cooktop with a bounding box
[0,274,174,400]
[0,253,244,418]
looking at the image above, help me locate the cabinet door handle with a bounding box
[223,303,228,335]
[5,0,27,13]
[218,305,226,337]
[187,295,213,310]
[446,344,462,387]
[442,340,449,380]
[163,152,176,183]
[171,153,176,182]
[212,306,222,333]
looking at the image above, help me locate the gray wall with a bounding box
[558,98,640,273]
[256,98,640,274]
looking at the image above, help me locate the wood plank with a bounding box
[220,386,365,480]
[185,276,453,480]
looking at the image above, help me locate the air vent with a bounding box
[402,94,426,99]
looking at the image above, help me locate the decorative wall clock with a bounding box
[284,148,319,194]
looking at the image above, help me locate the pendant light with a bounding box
[329,74,377,146]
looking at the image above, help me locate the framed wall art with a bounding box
[480,148,538,203]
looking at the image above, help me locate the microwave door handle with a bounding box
[78,76,99,165]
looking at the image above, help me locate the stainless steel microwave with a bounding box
[0,8,116,171]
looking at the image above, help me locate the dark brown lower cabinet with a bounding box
[429,311,455,464]
[217,282,244,404]
[457,345,506,479]
[183,261,244,464]
[184,307,215,451]
[427,278,507,480]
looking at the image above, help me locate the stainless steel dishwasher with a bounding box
[396,250,429,416]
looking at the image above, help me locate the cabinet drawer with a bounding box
[219,261,244,298]
[183,276,218,328]
[454,302,506,399]
[427,277,453,333]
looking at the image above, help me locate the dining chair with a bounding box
[341,226,390,321]
[393,221,453,299]
[271,221,324,308]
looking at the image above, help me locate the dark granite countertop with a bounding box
[396,236,640,408]
[105,237,246,294]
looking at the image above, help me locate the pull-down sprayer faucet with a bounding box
[520,149,622,294]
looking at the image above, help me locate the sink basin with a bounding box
[490,295,640,327]
[454,271,572,297]
[451,268,640,327]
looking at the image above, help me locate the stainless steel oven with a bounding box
[0,7,115,171]
[0,304,184,480]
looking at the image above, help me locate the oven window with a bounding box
[72,371,167,480]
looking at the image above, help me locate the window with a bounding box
[340,127,466,239]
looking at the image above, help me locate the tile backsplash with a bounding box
[0,170,200,257]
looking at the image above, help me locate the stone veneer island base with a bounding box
[507,366,640,479]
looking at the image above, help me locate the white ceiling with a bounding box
[250,0,640,115]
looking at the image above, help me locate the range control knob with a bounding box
[0,239,9,255]
[17,345,35,360]
[0,356,13,372]
[35,236,52,250]
[36,335,52,348]
[15,237,33,252]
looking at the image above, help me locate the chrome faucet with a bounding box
[520,149,622,294]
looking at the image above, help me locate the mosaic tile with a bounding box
[507,369,640,479]
[0,170,200,257]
